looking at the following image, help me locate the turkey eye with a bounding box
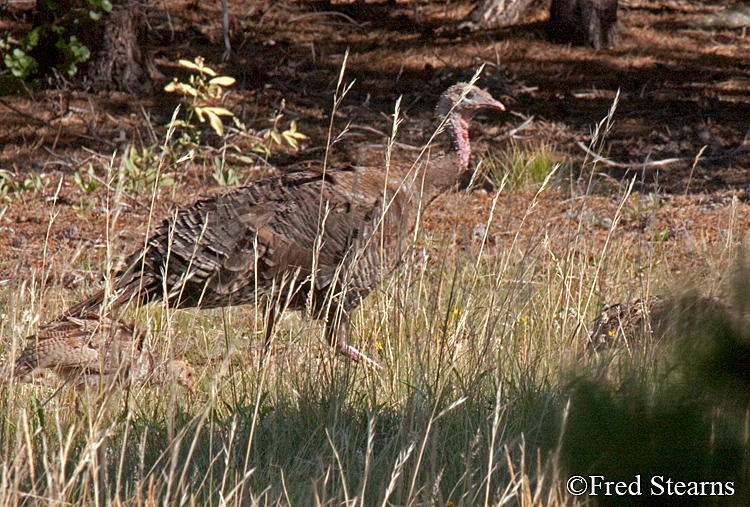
[467,91,476,100]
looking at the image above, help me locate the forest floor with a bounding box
[0,0,748,302]
[1,1,750,505]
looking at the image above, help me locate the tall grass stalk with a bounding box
[1,76,747,507]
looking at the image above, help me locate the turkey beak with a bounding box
[489,98,505,111]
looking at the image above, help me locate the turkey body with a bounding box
[13,314,194,390]
[117,166,417,314]
[64,83,505,368]
[586,294,728,352]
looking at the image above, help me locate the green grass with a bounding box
[482,140,565,191]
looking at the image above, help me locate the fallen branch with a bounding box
[576,141,683,168]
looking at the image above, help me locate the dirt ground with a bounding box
[0,0,749,303]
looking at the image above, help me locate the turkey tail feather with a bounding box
[62,271,156,318]
[64,290,107,317]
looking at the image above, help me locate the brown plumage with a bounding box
[13,314,194,390]
[586,294,728,352]
[63,83,505,368]
[586,296,669,352]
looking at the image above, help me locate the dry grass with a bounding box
[0,81,748,507]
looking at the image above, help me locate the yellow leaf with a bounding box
[202,106,234,117]
[285,120,307,140]
[178,59,202,71]
[288,131,307,140]
[180,83,198,97]
[283,132,299,150]
[232,117,248,130]
[179,58,217,76]
[205,110,224,136]
[164,80,179,92]
[194,106,205,122]
[209,76,235,86]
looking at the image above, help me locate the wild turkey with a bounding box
[586,294,727,352]
[13,314,194,390]
[586,296,668,352]
[63,83,505,369]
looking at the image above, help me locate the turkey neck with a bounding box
[406,109,472,207]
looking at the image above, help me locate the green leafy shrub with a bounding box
[0,0,111,83]
[212,156,242,187]
[164,57,236,137]
[111,146,175,195]
[0,171,47,204]
[164,57,308,183]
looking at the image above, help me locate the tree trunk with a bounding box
[87,0,154,94]
[23,0,154,93]
[469,0,537,28]
[548,0,619,49]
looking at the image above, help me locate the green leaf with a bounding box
[229,154,257,164]
[252,145,271,157]
[6,48,38,78]
[26,27,42,48]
